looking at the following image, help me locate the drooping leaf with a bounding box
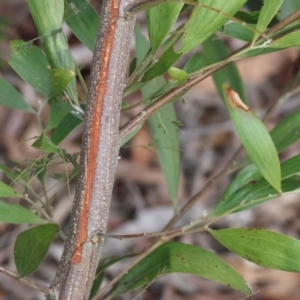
[209,228,300,272]
[179,0,247,54]
[142,46,181,82]
[0,200,45,224]
[110,242,252,297]
[252,0,283,44]
[0,182,21,198]
[65,0,99,52]
[223,84,281,193]
[14,224,59,277]
[0,78,34,113]
[9,40,51,97]
[147,3,184,53]
[203,38,246,103]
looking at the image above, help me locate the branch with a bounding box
[0,267,51,296]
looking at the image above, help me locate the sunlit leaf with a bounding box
[209,228,300,272]
[32,133,61,153]
[14,224,59,277]
[48,68,75,97]
[111,242,252,297]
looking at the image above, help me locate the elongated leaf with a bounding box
[209,228,300,272]
[142,46,181,82]
[252,0,283,44]
[234,10,260,24]
[277,0,300,20]
[210,154,300,216]
[270,109,300,153]
[14,224,59,277]
[203,38,246,103]
[27,0,77,103]
[51,113,83,145]
[0,78,34,113]
[111,242,252,297]
[0,200,44,224]
[269,30,300,49]
[179,0,246,54]
[147,3,184,53]
[136,24,180,207]
[223,84,281,193]
[0,182,21,198]
[9,40,51,97]
[183,52,206,74]
[65,0,99,52]
[223,23,255,42]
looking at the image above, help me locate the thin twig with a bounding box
[0,267,51,296]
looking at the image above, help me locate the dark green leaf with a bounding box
[222,23,255,42]
[51,113,83,145]
[9,40,51,97]
[0,200,45,224]
[46,101,68,130]
[147,3,184,53]
[142,46,181,82]
[234,10,260,24]
[0,78,34,113]
[14,224,59,277]
[179,0,247,54]
[65,0,99,52]
[111,242,252,297]
[203,39,247,103]
[209,228,300,272]
[183,52,206,74]
[223,84,281,192]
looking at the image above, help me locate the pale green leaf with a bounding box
[0,182,21,198]
[223,84,281,192]
[179,0,246,54]
[252,0,283,44]
[269,30,300,48]
[209,228,300,272]
[147,3,184,53]
[111,242,252,297]
[32,133,61,153]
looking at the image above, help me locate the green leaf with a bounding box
[0,200,45,224]
[142,46,181,82]
[277,0,300,20]
[46,101,68,130]
[222,22,255,42]
[48,68,75,97]
[51,113,83,145]
[210,154,300,216]
[234,10,260,24]
[9,40,51,97]
[203,38,246,103]
[0,78,34,113]
[168,67,189,85]
[270,109,300,153]
[268,30,300,49]
[252,0,283,44]
[179,0,246,54]
[209,228,300,272]
[137,23,180,207]
[32,133,61,153]
[0,181,21,198]
[14,224,59,277]
[183,52,206,74]
[111,242,252,297]
[223,84,281,193]
[65,0,99,52]
[147,3,184,53]
[27,0,77,104]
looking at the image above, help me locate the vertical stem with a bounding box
[50,2,135,299]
